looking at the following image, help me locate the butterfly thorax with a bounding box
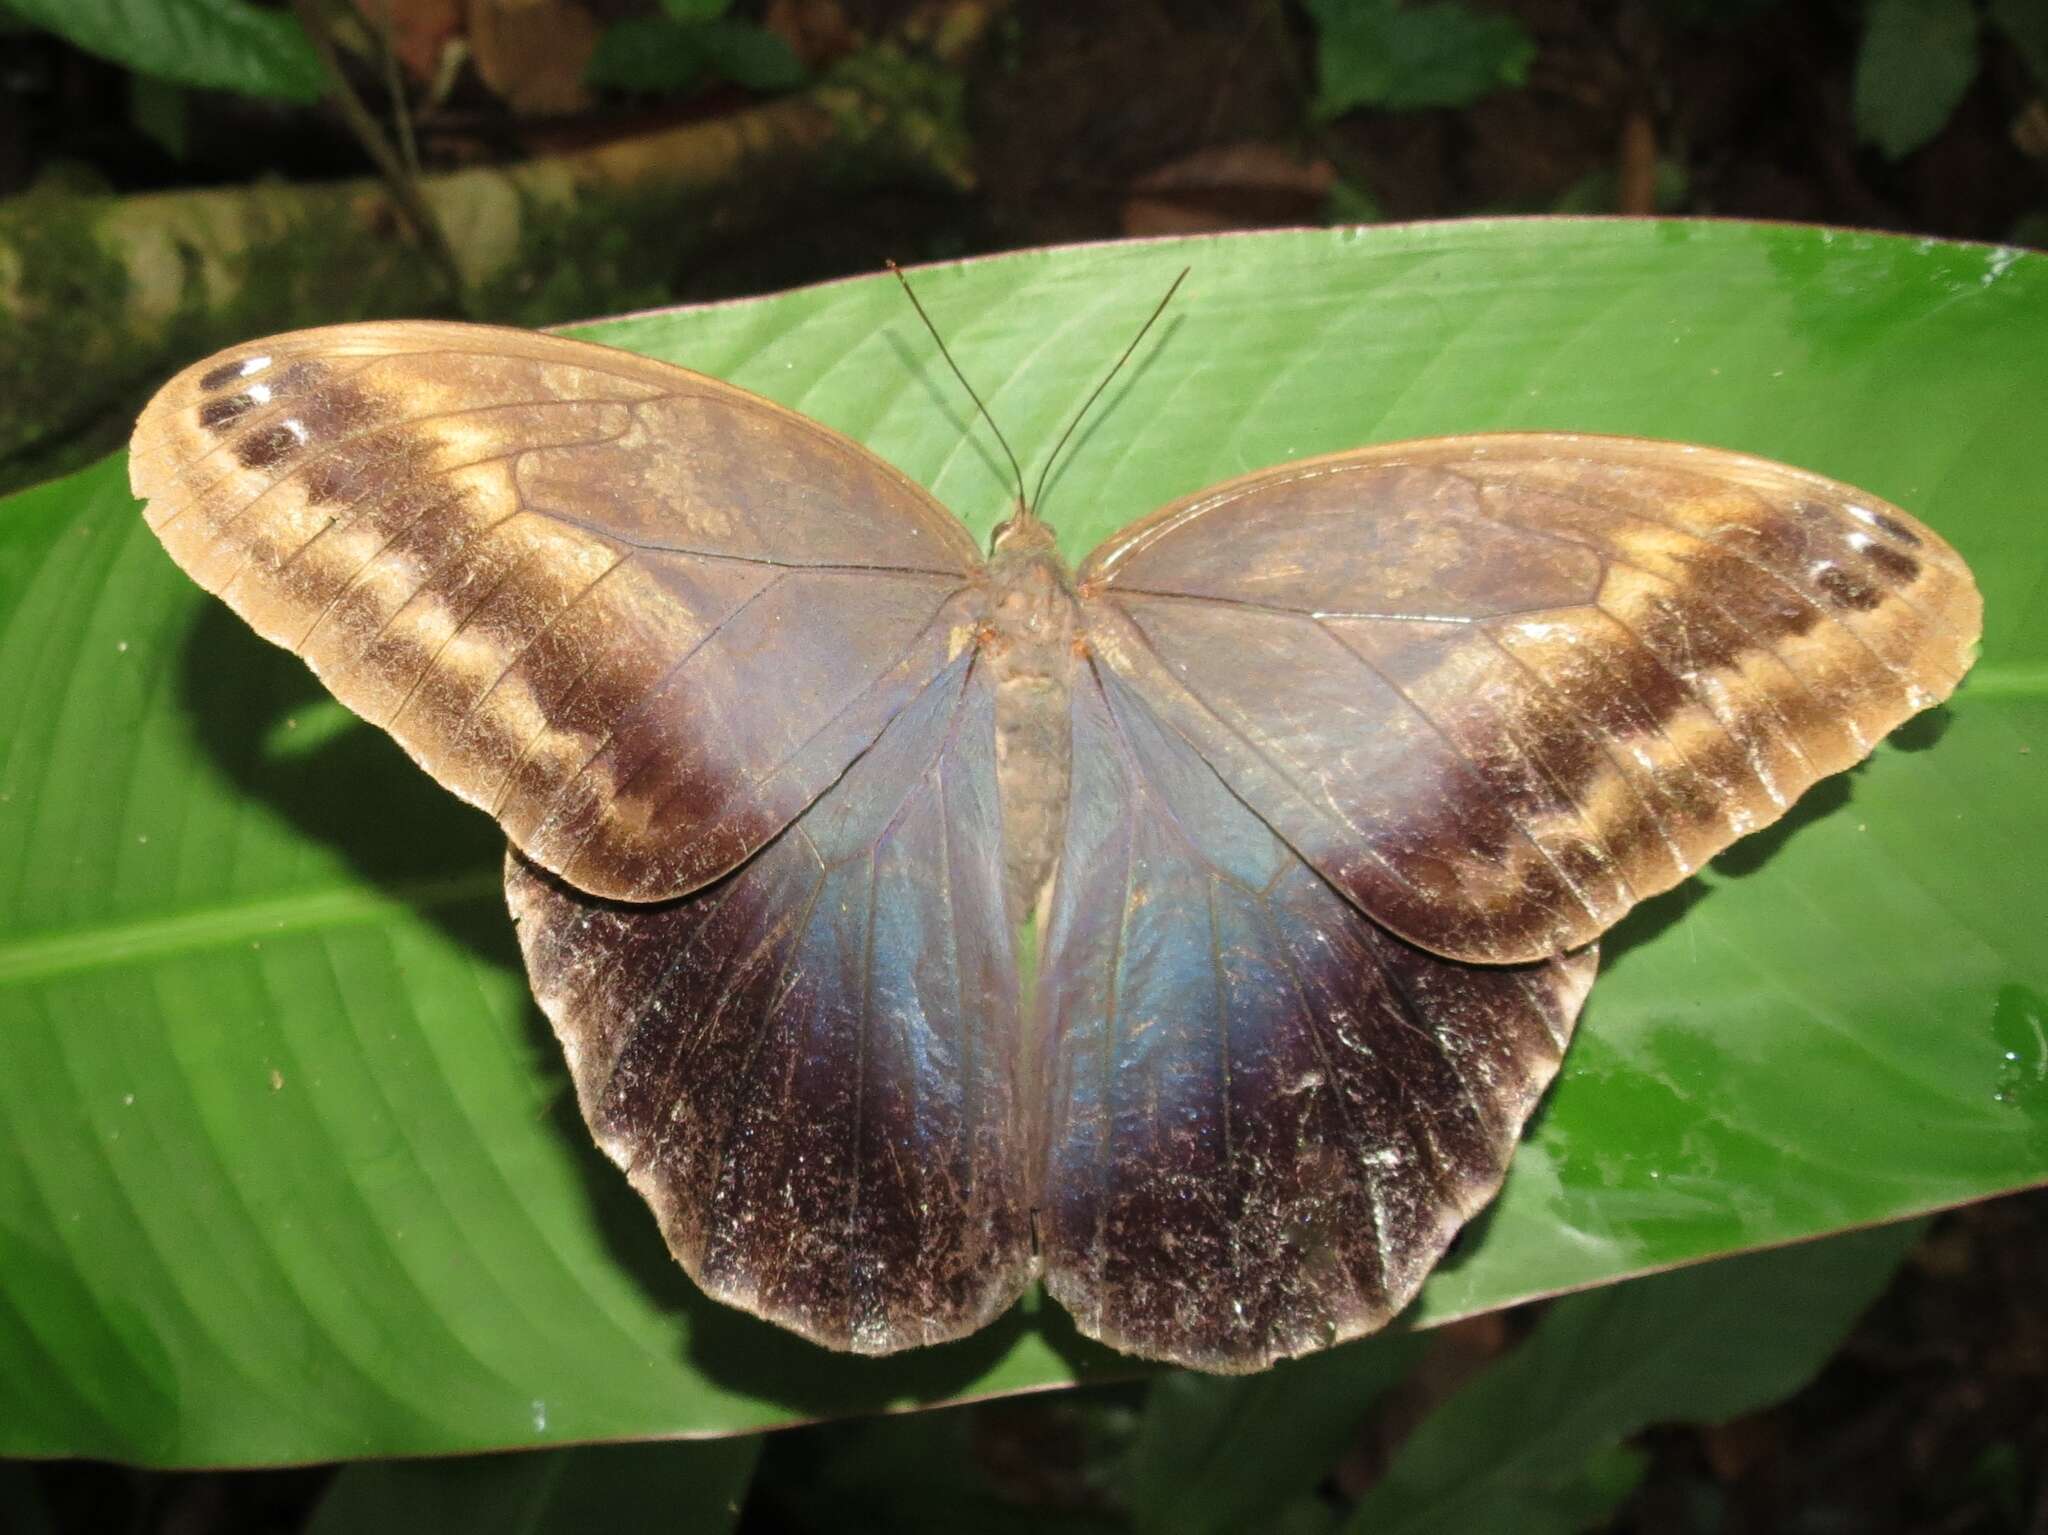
[983,512,1081,923]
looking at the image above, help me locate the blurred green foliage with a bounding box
[1993,0,2048,78]
[586,0,806,96]
[1303,0,1535,114]
[4,0,324,100]
[1335,1224,1921,1534]
[1121,1330,1429,1534]
[1298,0,2048,167]
[305,1439,761,1534]
[1854,0,1983,158]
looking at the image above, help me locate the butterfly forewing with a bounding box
[1078,435,1981,964]
[1034,661,1596,1371]
[130,321,985,902]
[505,654,1033,1353]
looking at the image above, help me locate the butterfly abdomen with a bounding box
[983,533,1085,924]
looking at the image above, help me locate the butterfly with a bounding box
[127,289,1980,1374]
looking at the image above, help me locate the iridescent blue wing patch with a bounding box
[1033,661,1597,1372]
[506,654,1032,1354]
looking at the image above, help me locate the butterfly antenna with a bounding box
[888,260,1029,513]
[1029,266,1189,516]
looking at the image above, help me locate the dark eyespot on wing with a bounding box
[198,356,267,393]
[233,419,308,471]
[1861,542,1920,584]
[1033,662,1595,1373]
[198,393,258,432]
[1080,434,1980,964]
[1814,562,1883,611]
[191,359,333,441]
[1847,503,1923,547]
[131,319,988,904]
[506,655,1032,1354]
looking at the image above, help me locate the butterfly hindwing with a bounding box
[1079,434,1980,964]
[130,321,985,902]
[505,653,1033,1353]
[1034,661,1596,1372]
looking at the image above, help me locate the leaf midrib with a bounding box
[1960,662,2048,696]
[0,870,503,989]
[2,651,2035,994]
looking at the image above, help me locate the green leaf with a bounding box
[128,74,191,161]
[1324,176,1385,225]
[662,0,733,21]
[6,0,324,102]
[697,18,806,91]
[1305,0,1535,115]
[1122,1331,1427,1535]
[1990,0,2048,89]
[1550,158,1690,213]
[588,15,802,95]
[1854,0,1981,158]
[587,16,710,94]
[1340,1224,1924,1534]
[1,222,2045,1466]
[306,1437,760,1533]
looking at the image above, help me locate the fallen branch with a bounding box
[0,7,992,493]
